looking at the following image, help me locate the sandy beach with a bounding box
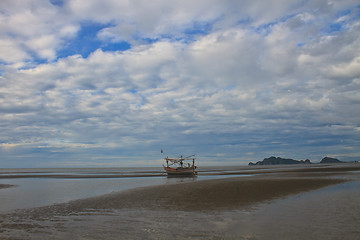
[1,164,360,239]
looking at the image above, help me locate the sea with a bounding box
[0,166,253,213]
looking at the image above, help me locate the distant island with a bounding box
[248,156,342,166]
[320,157,343,164]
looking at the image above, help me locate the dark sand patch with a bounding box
[0,184,15,190]
[76,177,347,211]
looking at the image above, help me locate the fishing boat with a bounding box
[163,154,197,176]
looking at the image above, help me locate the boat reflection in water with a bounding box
[163,154,197,177]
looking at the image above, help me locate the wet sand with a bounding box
[1,164,359,239]
[57,176,346,212]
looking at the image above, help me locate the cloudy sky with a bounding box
[0,0,359,167]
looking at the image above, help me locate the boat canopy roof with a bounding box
[165,155,195,163]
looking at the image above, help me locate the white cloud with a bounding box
[328,56,360,79]
[0,0,78,63]
[0,38,29,63]
[0,0,360,166]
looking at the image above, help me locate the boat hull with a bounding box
[163,166,197,176]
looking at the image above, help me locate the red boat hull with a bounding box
[163,166,197,176]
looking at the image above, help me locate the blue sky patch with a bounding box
[328,23,343,33]
[185,21,213,36]
[297,42,306,47]
[50,0,64,7]
[57,22,131,59]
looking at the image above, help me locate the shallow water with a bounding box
[227,175,360,239]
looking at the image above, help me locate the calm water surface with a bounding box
[234,176,360,239]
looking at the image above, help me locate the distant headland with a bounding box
[248,156,342,166]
